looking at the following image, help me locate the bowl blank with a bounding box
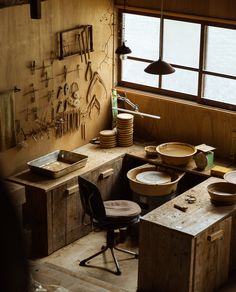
[207,182,236,205]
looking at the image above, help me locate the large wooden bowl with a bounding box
[127,163,185,196]
[156,142,197,166]
[207,182,236,205]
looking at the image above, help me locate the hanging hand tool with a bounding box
[85,61,93,81]
[71,82,79,93]
[64,83,70,95]
[77,34,83,63]
[81,30,88,64]
[85,25,90,60]
[56,101,63,114]
[63,65,67,81]
[30,60,36,74]
[86,71,107,103]
[57,86,63,99]
[63,99,68,111]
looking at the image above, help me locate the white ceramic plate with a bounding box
[136,171,171,185]
[224,171,236,184]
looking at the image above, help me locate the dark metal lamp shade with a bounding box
[30,0,41,19]
[144,58,175,75]
[115,42,132,55]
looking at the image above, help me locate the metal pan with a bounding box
[27,150,88,178]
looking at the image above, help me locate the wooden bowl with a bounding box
[207,182,236,205]
[156,142,197,166]
[127,164,185,196]
[145,145,158,158]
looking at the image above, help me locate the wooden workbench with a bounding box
[7,142,213,192]
[7,143,232,256]
[138,176,236,292]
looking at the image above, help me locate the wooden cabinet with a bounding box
[20,156,126,256]
[25,178,91,256]
[138,177,236,292]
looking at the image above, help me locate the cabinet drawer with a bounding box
[193,216,232,292]
[82,157,124,201]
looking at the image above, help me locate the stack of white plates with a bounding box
[99,129,117,148]
[116,113,134,147]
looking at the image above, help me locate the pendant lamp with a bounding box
[115,0,132,60]
[144,0,175,75]
[29,0,41,19]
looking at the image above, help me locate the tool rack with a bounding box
[58,25,93,60]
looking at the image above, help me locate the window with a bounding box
[118,12,236,110]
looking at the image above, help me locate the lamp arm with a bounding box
[117,94,139,111]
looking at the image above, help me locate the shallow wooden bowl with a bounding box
[207,182,236,205]
[156,142,197,166]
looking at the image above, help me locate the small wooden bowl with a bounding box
[207,182,236,205]
[145,146,158,158]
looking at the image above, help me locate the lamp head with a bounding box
[115,42,132,60]
[144,58,175,75]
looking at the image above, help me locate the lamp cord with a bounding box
[122,0,127,43]
[159,0,164,60]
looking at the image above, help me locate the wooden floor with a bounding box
[32,230,138,291]
[31,230,236,292]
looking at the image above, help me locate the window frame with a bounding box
[116,8,236,111]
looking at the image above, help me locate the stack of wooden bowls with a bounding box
[116,113,134,147]
[99,129,117,148]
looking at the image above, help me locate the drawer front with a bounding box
[193,216,232,292]
[82,157,124,201]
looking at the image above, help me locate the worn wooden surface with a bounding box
[142,176,236,236]
[7,143,215,191]
[138,177,235,292]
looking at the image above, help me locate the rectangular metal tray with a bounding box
[27,150,88,178]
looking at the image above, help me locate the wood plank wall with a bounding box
[0,0,114,176]
[119,89,236,161]
[115,0,236,21]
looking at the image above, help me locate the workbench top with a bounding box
[6,142,223,191]
[7,143,143,191]
[142,176,236,237]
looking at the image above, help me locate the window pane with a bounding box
[124,13,159,60]
[162,68,198,95]
[163,19,201,68]
[203,75,236,105]
[205,26,236,76]
[122,59,159,87]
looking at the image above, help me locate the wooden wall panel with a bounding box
[115,0,236,21]
[121,90,236,160]
[0,0,114,176]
